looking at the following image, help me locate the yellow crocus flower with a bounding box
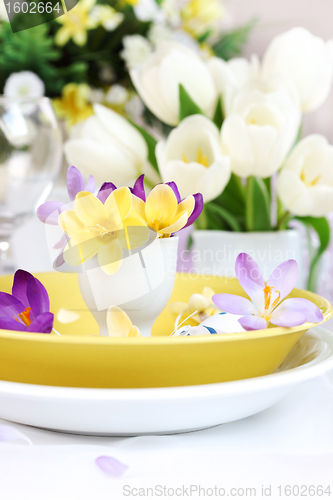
[52,83,94,129]
[59,187,148,275]
[55,0,98,47]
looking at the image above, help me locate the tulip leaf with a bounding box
[213,96,224,129]
[206,203,242,232]
[179,84,204,121]
[245,176,272,231]
[214,174,245,219]
[296,216,330,292]
[212,19,257,60]
[130,122,159,173]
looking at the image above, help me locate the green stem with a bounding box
[277,211,291,231]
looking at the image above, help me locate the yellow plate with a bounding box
[0,273,331,388]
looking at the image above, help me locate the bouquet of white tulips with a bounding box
[64,27,333,292]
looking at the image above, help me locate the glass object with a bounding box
[0,96,62,273]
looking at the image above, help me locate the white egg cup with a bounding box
[77,237,179,337]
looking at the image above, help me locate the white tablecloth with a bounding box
[1,215,332,500]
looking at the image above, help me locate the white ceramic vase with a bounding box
[190,229,305,288]
[78,237,179,337]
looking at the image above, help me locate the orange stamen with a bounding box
[15,307,32,327]
[271,291,281,309]
[263,285,273,310]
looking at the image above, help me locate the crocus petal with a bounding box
[86,175,96,193]
[166,181,181,203]
[27,312,54,334]
[238,315,268,331]
[266,260,298,301]
[269,309,306,328]
[0,291,25,318]
[0,317,27,331]
[176,195,195,219]
[67,166,85,201]
[132,174,146,201]
[63,238,100,266]
[105,187,132,223]
[26,276,50,318]
[0,425,31,444]
[145,184,178,229]
[97,182,117,204]
[95,456,128,477]
[75,192,109,228]
[11,269,34,307]
[58,210,86,238]
[158,212,188,235]
[212,293,256,315]
[184,193,203,228]
[54,233,68,250]
[271,297,323,324]
[97,239,123,275]
[235,253,265,309]
[37,201,66,225]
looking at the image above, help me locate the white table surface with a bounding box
[1,213,333,500]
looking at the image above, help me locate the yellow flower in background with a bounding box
[55,0,98,47]
[181,0,225,37]
[169,287,219,326]
[131,184,195,238]
[107,306,141,337]
[53,83,94,129]
[59,188,148,275]
[90,5,124,31]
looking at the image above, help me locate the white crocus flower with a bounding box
[130,42,217,126]
[156,114,230,202]
[121,35,153,70]
[262,27,333,113]
[64,104,148,187]
[277,135,333,217]
[220,89,301,178]
[4,71,44,100]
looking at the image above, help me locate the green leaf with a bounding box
[130,122,159,174]
[296,216,330,292]
[214,174,245,219]
[197,30,212,44]
[179,84,204,121]
[212,19,257,60]
[206,203,242,232]
[245,176,272,231]
[212,96,224,129]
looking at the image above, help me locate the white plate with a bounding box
[0,326,332,436]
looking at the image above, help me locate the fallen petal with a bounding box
[95,456,128,477]
[238,315,267,331]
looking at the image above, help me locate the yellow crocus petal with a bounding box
[128,326,142,337]
[145,185,178,231]
[203,287,215,301]
[107,306,135,337]
[158,213,189,235]
[97,238,123,275]
[131,194,147,222]
[58,210,85,237]
[105,187,132,227]
[118,225,149,250]
[168,301,188,315]
[177,195,195,218]
[75,191,109,228]
[63,237,100,266]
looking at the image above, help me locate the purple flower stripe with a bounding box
[97,182,117,204]
[95,456,128,477]
[184,193,203,228]
[132,174,146,201]
[166,181,181,203]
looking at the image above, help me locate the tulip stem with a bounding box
[277,211,291,231]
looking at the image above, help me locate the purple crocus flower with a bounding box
[213,253,323,331]
[97,175,204,228]
[37,166,96,225]
[0,270,54,333]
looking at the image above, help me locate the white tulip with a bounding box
[262,27,333,113]
[130,42,217,126]
[208,55,300,115]
[64,104,148,186]
[156,114,230,202]
[220,89,301,178]
[277,135,333,217]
